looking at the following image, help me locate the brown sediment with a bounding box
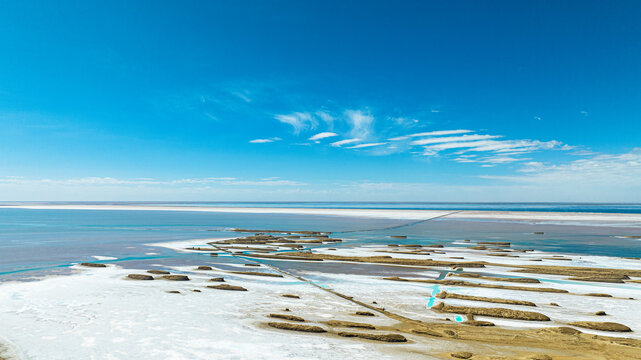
[431,303,550,321]
[383,277,568,293]
[452,273,540,283]
[569,322,632,332]
[387,244,399,247]
[510,264,641,278]
[426,244,444,248]
[160,275,190,281]
[543,257,572,261]
[337,332,407,342]
[390,235,407,239]
[231,229,323,235]
[127,274,154,280]
[267,259,641,359]
[267,322,326,333]
[185,247,215,251]
[147,270,170,275]
[375,250,432,255]
[450,352,474,359]
[595,311,607,316]
[437,291,536,306]
[534,232,545,235]
[327,248,337,250]
[80,262,107,268]
[488,253,518,257]
[550,303,560,307]
[284,252,487,268]
[196,266,213,270]
[400,244,422,248]
[529,355,552,360]
[355,311,376,316]
[478,241,511,246]
[207,284,247,291]
[244,263,260,267]
[193,289,201,292]
[272,244,304,249]
[411,328,443,337]
[462,320,494,326]
[295,239,325,244]
[209,277,225,282]
[469,246,487,250]
[166,290,180,294]
[584,293,613,297]
[241,253,324,262]
[282,294,300,299]
[568,276,625,283]
[324,320,376,329]
[269,314,305,322]
[229,271,283,277]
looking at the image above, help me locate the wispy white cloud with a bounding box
[480,149,641,195]
[249,137,281,143]
[274,112,316,134]
[423,139,565,156]
[410,134,500,146]
[388,135,409,141]
[315,111,334,128]
[345,110,374,139]
[347,142,387,149]
[407,129,472,138]
[308,132,338,141]
[330,138,361,147]
[231,91,252,103]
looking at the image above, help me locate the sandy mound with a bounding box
[355,311,376,316]
[437,291,536,306]
[127,274,154,280]
[206,284,247,291]
[160,275,190,281]
[229,271,283,277]
[453,273,540,283]
[432,303,550,321]
[450,352,473,359]
[282,294,300,299]
[337,332,406,342]
[269,314,305,322]
[196,266,213,270]
[147,270,170,274]
[384,277,567,293]
[80,262,106,268]
[324,320,375,329]
[569,321,632,332]
[267,322,326,333]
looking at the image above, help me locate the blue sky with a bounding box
[1,0,640,201]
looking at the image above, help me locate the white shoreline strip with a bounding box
[3,204,641,224]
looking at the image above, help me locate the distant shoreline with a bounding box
[3,204,641,225]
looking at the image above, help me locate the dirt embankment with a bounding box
[383,276,568,293]
[437,291,536,306]
[284,252,487,268]
[431,302,550,321]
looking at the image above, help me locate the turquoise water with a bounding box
[1,207,640,281]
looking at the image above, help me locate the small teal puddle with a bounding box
[426,284,441,309]
[427,297,435,308]
[455,315,463,322]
